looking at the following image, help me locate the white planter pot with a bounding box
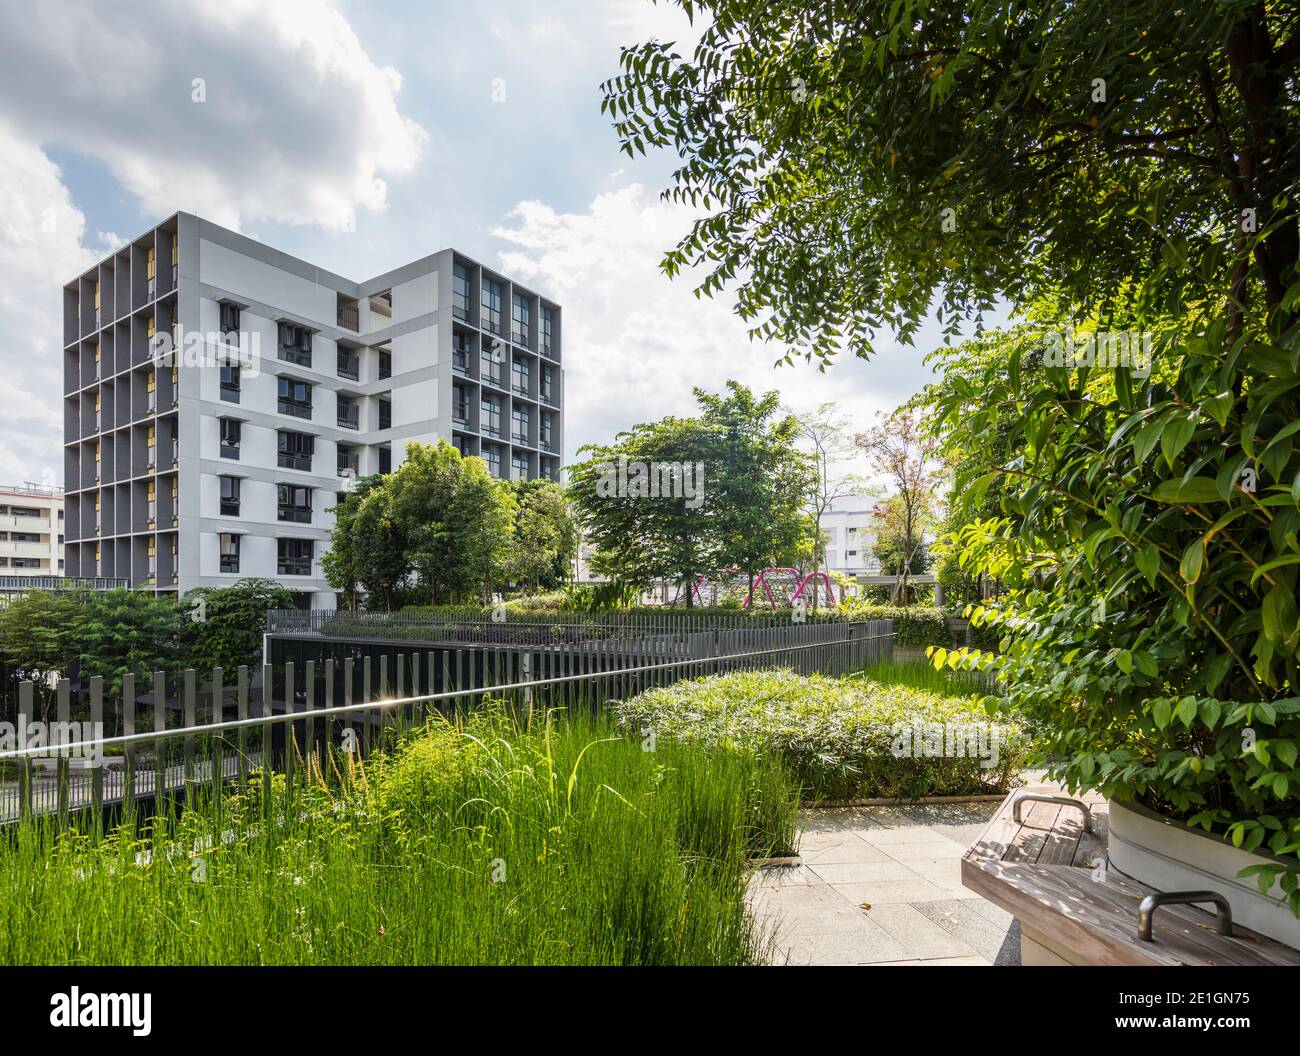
[1108,799,1300,949]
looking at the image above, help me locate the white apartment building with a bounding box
[0,484,64,576]
[62,213,564,609]
[819,493,881,577]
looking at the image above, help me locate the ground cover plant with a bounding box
[612,668,1025,802]
[0,708,797,966]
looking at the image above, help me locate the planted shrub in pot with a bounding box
[924,303,1300,937]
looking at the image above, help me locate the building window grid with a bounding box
[481,277,503,335]
[452,263,471,321]
[511,294,530,347]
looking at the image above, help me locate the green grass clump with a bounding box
[0,708,798,966]
[613,668,1026,802]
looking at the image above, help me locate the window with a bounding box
[219,417,241,459]
[277,376,312,419]
[483,445,502,478]
[220,475,240,516]
[219,302,241,337]
[277,430,314,471]
[146,537,157,582]
[10,506,40,518]
[378,397,391,430]
[541,306,555,357]
[337,445,359,477]
[336,348,359,381]
[511,293,530,347]
[146,424,157,466]
[541,363,554,403]
[452,330,471,373]
[512,403,530,444]
[12,532,40,543]
[146,369,157,410]
[277,322,312,367]
[481,277,502,335]
[337,394,359,429]
[453,385,470,425]
[481,393,501,438]
[512,356,530,396]
[481,340,504,386]
[512,453,529,481]
[12,558,41,570]
[378,349,392,380]
[220,363,241,402]
[219,533,240,573]
[147,480,157,524]
[277,538,313,576]
[277,484,313,524]
[378,446,391,474]
[541,412,554,451]
[452,262,471,321]
[540,459,557,482]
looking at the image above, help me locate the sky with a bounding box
[0,0,1007,489]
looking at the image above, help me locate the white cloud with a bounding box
[0,0,426,231]
[0,122,99,484]
[488,183,924,464]
[0,0,427,487]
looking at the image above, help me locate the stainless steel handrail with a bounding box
[1012,793,1094,833]
[1138,890,1233,941]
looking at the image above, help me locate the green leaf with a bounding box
[1153,477,1221,504]
[1134,543,1161,585]
[1179,539,1205,583]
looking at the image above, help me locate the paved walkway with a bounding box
[748,801,1019,965]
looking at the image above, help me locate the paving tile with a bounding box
[826,877,953,906]
[856,823,949,846]
[863,902,981,960]
[775,917,912,966]
[898,856,976,898]
[913,898,1020,964]
[880,840,968,861]
[807,860,920,885]
[798,834,894,865]
[960,895,1015,929]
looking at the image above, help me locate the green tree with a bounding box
[74,590,183,702]
[0,591,82,720]
[507,479,578,591]
[351,485,413,612]
[696,381,816,591]
[569,415,717,602]
[604,1,1300,361]
[182,579,295,674]
[323,475,384,611]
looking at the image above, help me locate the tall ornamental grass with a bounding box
[0,707,797,965]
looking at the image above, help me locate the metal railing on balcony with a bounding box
[337,304,359,331]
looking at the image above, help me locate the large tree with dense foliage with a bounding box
[324,441,519,608]
[608,0,1300,894]
[604,1,1300,361]
[182,578,295,674]
[506,479,579,591]
[568,415,716,601]
[569,382,812,603]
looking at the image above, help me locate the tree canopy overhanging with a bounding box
[603,0,1300,361]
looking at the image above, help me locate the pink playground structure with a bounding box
[688,567,837,609]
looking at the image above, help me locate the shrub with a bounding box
[843,605,950,648]
[613,668,1026,801]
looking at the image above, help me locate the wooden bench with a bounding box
[962,783,1300,966]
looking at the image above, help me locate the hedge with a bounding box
[612,668,1026,801]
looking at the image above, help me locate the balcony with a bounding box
[337,302,359,332]
[337,410,360,430]
[277,506,312,524]
[337,352,360,381]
